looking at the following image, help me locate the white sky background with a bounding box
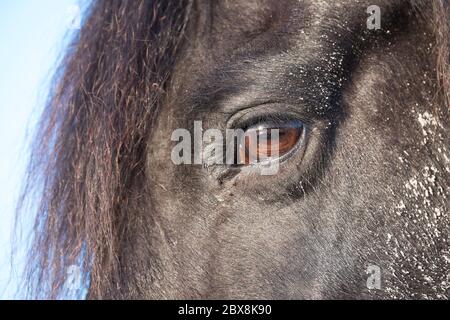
[0,0,88,299]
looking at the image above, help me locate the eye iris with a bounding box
[238,120,303,165]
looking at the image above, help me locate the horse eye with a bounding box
[237,120,304,165]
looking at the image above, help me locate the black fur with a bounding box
[22,0,449,299]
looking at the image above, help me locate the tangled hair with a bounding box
[17,0,448,299]
[18,0,192,299]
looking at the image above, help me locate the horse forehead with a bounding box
[195,0,342,46]
[213,0,279,22]
[203,0,405,28]
[202,0,296,36]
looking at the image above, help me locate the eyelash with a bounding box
[234,114,300,132]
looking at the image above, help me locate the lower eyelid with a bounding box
[220,106,314,170]
[205,124,310,184]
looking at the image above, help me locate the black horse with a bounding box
[19,0,449,299]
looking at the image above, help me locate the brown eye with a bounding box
[238,120,303,165]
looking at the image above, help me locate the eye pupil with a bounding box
[237,120,303,165]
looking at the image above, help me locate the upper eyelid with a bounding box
[246,119,304,131]
[226,103,317,132]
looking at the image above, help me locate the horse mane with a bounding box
[17,0,448,299]
[17,0,192,299]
